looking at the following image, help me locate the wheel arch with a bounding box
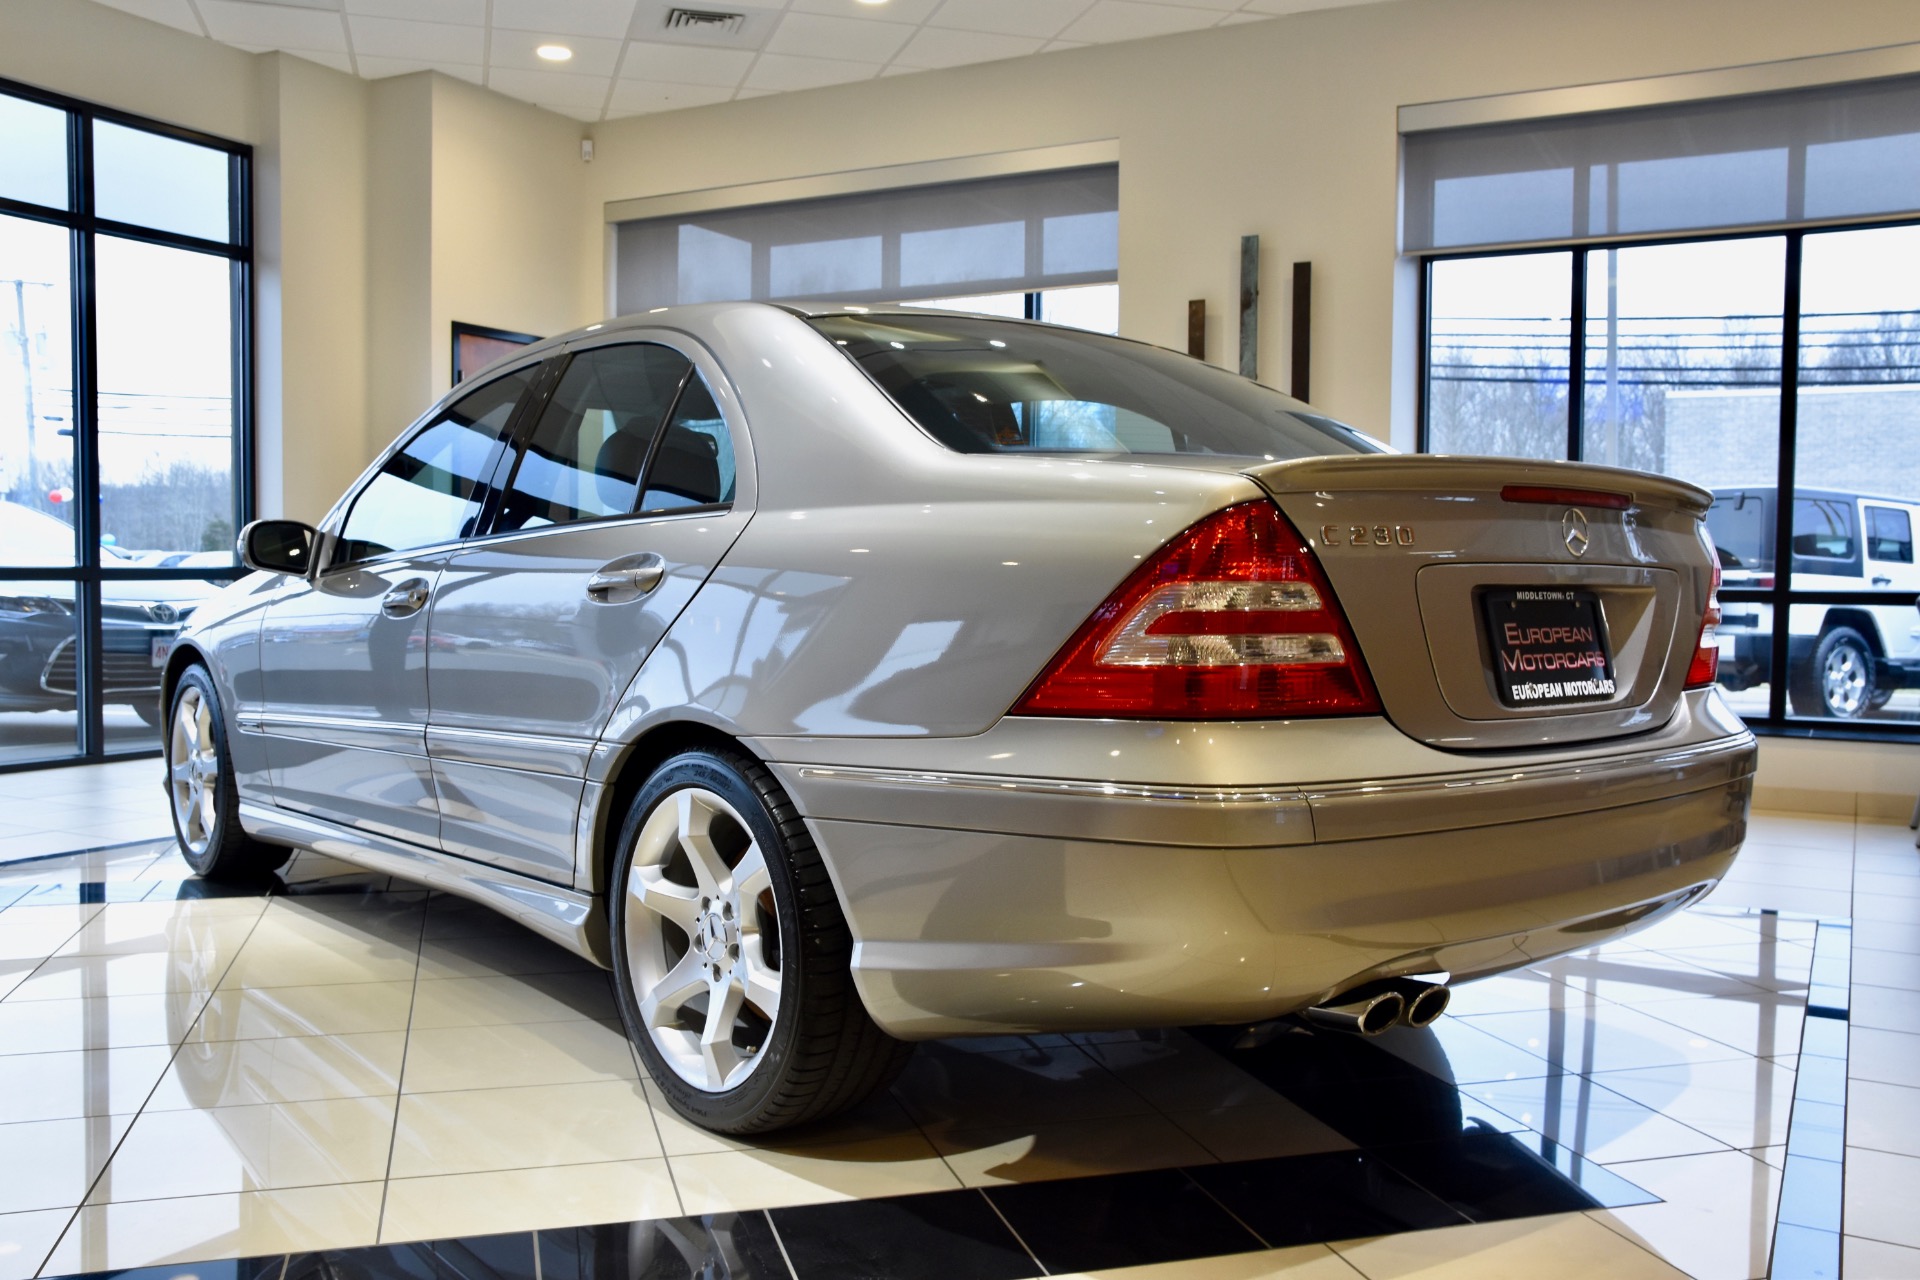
[587,719,765,902]
[159,640,213,725]
[1818,609,1885,655]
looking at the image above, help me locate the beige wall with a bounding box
[581,0,1920,449]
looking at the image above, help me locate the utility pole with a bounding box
[11,279,37,497]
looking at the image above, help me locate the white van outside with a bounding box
[1708,487,1920,718]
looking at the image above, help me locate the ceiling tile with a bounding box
[892,26,1043,69]
[86,0,205,37]
[1241,0,1380,10]
[742,51,883,93]
[491,30,625,76]
[485,65,611,112]
[928,0,1089,37]
[1129,0,1243,9]
[344,0,485,23]
[1216,10,1273,21]
[493,0,640,39]
[606,79,737,116]
[1058,0,1219,42]
[766,12,915,62]
[1042,37,1091,49]
[789,0,941,20]
[620,40,755,88]
[288,48,358,74]
[356,53,484,81]
[349,14,485,62]
[198,0,350,51]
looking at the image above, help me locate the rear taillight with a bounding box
[1013,501,1380,719]
[1685,532,1723,689]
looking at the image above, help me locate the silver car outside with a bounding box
[161,302,1754,1133]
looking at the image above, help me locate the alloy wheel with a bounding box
[1822,642,1868,717]
[167,684,220,856]
[622,786,784,1092]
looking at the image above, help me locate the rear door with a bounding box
[259,365,538,843]
[426,338,753,882]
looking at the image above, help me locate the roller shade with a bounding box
[1404,74,1920,252]
[614,165,1118,312]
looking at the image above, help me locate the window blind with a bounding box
[614,165,1118,312]
[1404,74,1920,252]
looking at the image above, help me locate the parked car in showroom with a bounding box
[1707,486,1920,718]
[160,303,1754,1133]
[1,499,211,726]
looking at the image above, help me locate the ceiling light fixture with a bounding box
[855,0,890,5]
[536,44,574,61]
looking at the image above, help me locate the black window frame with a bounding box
[1416,216,1920,743]
[0,75,254,773]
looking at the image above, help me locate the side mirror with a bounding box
[239,520,316,576]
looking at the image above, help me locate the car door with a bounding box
[1863,501,1920,661]
[426,338,752,882]
[258,365,540,844]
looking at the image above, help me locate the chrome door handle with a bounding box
[587,555,666,603]
[381,578,431,617]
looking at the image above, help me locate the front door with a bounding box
[259,365,537,843]
[426,341,750,881]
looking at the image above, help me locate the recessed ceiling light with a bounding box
[855,0,890,5]
[536,44,573,62]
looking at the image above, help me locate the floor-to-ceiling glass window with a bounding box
[1410,73,1920,736]
[0,79,251,768]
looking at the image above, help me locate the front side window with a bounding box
[335,367,535,564]
[811,313,1385,460]
[495,344,692,533]
[1792,497,1856,562]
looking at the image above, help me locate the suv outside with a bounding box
[1708,486,1920,718]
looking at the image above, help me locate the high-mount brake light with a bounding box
[1685,531,1723,690]
[1013,501,1380,719]
[1501,485,1632,511]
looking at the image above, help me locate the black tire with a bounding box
[1788,626,1877,719]
[608,747,913,1134]
[165,665,290,880]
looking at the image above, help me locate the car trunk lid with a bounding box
[1241,454,1716,750]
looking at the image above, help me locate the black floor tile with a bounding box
[772,1192,1034,1280]
[1372,1124,1655,1221]
[985,1166,1263,1273]
[287,1232,538,1280]
[540,1214,788,1280]
[1186,1149,1468,1247]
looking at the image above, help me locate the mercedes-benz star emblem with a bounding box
[1562,508,1591,558]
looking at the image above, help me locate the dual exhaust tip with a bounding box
[1302,978,1450,1037]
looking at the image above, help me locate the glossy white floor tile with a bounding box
[1,776,1916,1278]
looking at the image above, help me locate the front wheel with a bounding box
[609,747,911,1134]
[166,666,289,879]
[1789,626,1877,719]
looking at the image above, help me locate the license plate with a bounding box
[151,637,172,669]
[1481,587,1616,708]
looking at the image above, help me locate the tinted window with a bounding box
[810,313,1387,460]
[1867,505,1914,563]
[1706,490,1770,571]
[335,367,534,564]
[640,373,735,513]
[496,344,691,533]
[1791,497,1855,560]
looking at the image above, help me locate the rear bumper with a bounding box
[768,714,1756,1039]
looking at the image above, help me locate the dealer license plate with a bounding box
[151,637,172,669]
[1481,587,1616,708]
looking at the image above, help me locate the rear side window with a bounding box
[335,366,535,564]
[1867,505,1914,563]
[810,313,1386,460]
[1792,498,1856,561]
[640,373,735,513]
[1706,491,1769,571]
[495,343,692,533]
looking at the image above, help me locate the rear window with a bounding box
[810,313,1387,460]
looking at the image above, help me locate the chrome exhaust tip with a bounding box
[1302,988,1406,1037]
[1393,980,1451,1029]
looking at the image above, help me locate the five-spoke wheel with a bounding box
[609,748,912,1133]
[164,665,288,879]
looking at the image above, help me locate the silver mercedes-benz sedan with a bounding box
[162,302,1754,1132]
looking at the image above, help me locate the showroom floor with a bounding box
[0,761,1914,1280]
